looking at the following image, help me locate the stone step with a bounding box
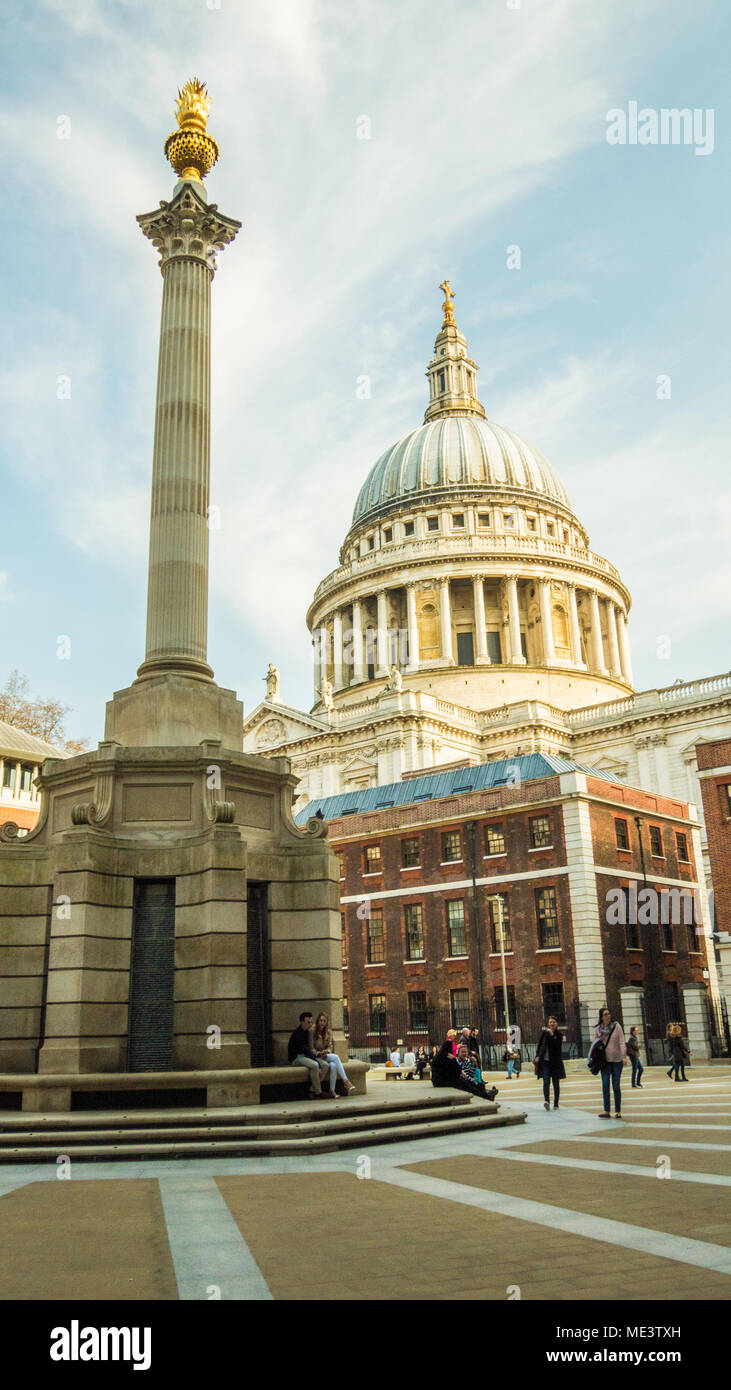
[0,1099,492,1149]
[0,1108,525,1162]
[0,1090,471,1132]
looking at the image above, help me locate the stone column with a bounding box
[588,590,608,674]
[439,578,454,663]
[406,583,420,670]
[682,982,713,1061]
[136,184,240,682]
[538,579,554,665]
[617,608,634,685]
[473,576,489,662]
[333,610,346,690]
[606,601,622,679]
[312,631,322,705]
[506,576,526,664]
[350,599,366,684]
[619,985,647,1056]
[568,585,585,667]
[313,625,327,701]
[376,589,389,675]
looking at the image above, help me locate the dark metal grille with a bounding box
[247,882,271,1067]
[128,879,175,1072]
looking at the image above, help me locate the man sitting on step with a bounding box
[288,1012,331,1098]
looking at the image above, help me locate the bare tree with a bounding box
[0,670,88,753]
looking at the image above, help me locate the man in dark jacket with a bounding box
[627,1026,644,1088]
[432,1041,498,1101]
[288,1011,329,1097]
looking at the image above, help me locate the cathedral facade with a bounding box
[244,287,731,892]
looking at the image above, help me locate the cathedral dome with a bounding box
[307,282,633,721]
[352,414,571,528]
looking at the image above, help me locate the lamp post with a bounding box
[491,893,512,1048]
[465,820,485,1030]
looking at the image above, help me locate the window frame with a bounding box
[408,990,428,1032]
[483,820,506,856]
[529,814,552,849]
[366,911,385,964]
[445,899,467,957]
[404,903,425,961]
[401,836,420,869]
[541,981,566,1026]
[363,842,382,875]
[535,885,560,949]
[615,817,630,851]
[649,824,664,858]
[487,894,512,953]
[441,829,462,863]
[368,993,387,1033]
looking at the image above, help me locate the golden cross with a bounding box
[439,279,456,325]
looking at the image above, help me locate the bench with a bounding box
[0,1061,370,1113]
[369,1065,430,1081]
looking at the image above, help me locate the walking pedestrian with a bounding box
[626,1026,644,1088]
[535,1015,566,1110]
[589,1007,627,1118]
[667,1028,690,1081]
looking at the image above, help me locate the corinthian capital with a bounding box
[137,182,241,275]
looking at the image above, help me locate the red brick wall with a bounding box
[696,738,731,934]
[338,789,576,1023]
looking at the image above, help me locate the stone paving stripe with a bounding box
[158,1175,272,1302]
[512,1139,731,1176]
[382,1165,731,1279]
[462,1146,731,1187]
[404,1153,731,1245]
[577,1134,731,1152]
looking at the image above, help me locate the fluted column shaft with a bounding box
[351,600,366,684]
[506,576,526,664]
[333,610,346,689]
[617,608,634,685]
[588,590,608,674]
[606,600,622,679]
[406,584,420,669]
[439,578,454,662]
[140,256,213,676]
[136,184,240,682]
[376,589,389,675]
[538,579,555,664]
[568,585,584,667]
[473,577,489,662]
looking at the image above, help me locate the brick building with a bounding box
[298,755,720,1060]
[696,738,731,1013]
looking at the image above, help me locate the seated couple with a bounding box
[287,1011,356,1099]
[431,1040,499,1101]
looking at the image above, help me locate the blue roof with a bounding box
[295,755,625,824]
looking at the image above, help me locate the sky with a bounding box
[1,0,730,745]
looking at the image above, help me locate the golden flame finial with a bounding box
[164,78,220,183]
[175,78,211,134]
[439,279,456,327]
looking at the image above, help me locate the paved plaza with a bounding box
[1,1065,729,1302]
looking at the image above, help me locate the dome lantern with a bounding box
[424,280,486,423]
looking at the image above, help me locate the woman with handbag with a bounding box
[590,1007,627,1118]
[535,1016,566,1110]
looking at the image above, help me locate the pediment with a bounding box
[243,700,328,751]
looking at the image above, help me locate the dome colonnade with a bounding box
[306,285,633,713]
